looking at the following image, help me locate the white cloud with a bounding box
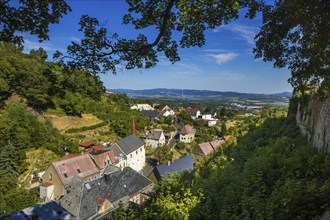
[202,48,228,53]
[23,39,64,53]
[208,52,239,64]
[214,24,259,45]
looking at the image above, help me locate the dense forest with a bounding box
[112,116,330,220]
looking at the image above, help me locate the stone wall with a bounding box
[295,96,330,154]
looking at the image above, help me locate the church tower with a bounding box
[131,118,136,135]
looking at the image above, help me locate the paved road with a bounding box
[169,116,181,149]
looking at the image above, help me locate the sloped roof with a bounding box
[224,135,231,141]
[141,110,158,117]
[60,154,77,161]
[79,141,96,148]
[85,145,105,154]
[90,149,116,167]
[3,201,75,220]
[198,142,214,156]
[115,134,144,155]
[186,107,199,115]
[180,125,195,135]
[52,154,99,185]
[61,167,152,219]
[156,156,194,177]
[146,130,163,140]
[210,140,221,150]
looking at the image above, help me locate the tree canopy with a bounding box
[0,0,71,45]
[1,1,327,92]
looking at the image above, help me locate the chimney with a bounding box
[131,117,136,135]
[167,160,171,166]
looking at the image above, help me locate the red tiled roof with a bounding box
[210,140,221,150]
[79,141,96,148]
[40,182,53,187]
[96,195,106,205]
[186,107,199,115]
[52,154,99,185]
[98,149,116,166]
[198,142,214,156]
[60,154,78,161]
[85,145,105,154]
[224,136,231,141]
[180,125,195,135]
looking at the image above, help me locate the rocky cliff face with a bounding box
[295,96,330,154]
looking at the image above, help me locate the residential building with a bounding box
[186,107,201,119]
[193,140,221,156]
[151,156,194,181]
[79,141,96,149]
[130,104,154,111]
[112,134,145,172]
[2,201,75,220]
[59,167,153,220]
[208,120,217,127]
[158,109,176,118]
[145,130,166,148]
[179,125,196,143]
[141,110,159,118]
[41,147,116,201]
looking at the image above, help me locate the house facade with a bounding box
[112,134,145,172]
[179,125,196,143]
[145,130,166,148]
[41,154,101,200]
[41,147,117,201]
[130,104,154,111]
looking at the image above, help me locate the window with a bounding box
[140,148,142,152]
[63,173,68,178]
[130,154,132,158]
[136,150,138,155]
[49,174,52,180]
[77,168,81,174]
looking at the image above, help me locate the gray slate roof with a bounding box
[63,167,152,220]
[3,201,75,220]
[115,134,144,155]
[156,155,194,178]
[146,130,163,140]
[141,110,158,117]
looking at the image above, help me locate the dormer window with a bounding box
[77,168,81,174]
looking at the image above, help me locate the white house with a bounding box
[130,104,154,111]
[180,125,196,143]
[145,130,166,148]
[159,109,175,117]
[112,134,145,172]
[207,120,217,127]
[202,114,213,120]
[186,107,201,119]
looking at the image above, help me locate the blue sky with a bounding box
[23,1,292,94]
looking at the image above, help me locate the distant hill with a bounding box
[107,88,292,99]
